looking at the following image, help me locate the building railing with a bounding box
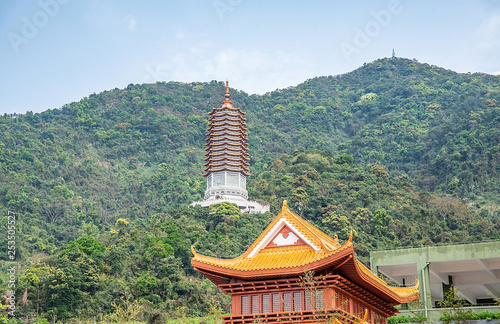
[191,198,270,214]
[221,308,364,324]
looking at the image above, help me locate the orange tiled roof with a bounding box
[191,201,419,303]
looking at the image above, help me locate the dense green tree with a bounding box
[61,236,105,257]
[1,58,499,322]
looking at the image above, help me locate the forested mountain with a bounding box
[1,57,499,322]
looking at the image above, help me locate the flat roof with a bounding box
[370,241,500,305]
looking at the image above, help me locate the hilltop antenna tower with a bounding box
[392,49,396,59]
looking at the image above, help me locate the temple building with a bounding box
[191,81,269,213]
[191,201,420,324]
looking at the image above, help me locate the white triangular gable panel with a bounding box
[247,218,320,258]
[272,231,300,246]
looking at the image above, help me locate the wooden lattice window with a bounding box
[272,293,280,313]
[283,293,291,312]
[241,295,249,314]
[315,290,324,310]
[305,291,313,310]
[262,294,270,313]
[251,295,259,314]
[293,292,302,311]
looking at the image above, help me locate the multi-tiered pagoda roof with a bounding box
[204,81,250,177]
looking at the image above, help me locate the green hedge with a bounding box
[440,311,500,322]
[388,315,427,323]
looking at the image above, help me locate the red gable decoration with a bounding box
[265,224,307,248]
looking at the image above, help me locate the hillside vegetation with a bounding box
[0,57,499,322]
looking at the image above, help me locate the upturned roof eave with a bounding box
[190,245,354,282]
[341,256,420,305]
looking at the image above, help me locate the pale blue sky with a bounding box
[1,0,499,115]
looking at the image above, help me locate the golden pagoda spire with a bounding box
[225,80,230,101]
[222,79,232,107]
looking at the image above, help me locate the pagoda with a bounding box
[191,201,419,324]
[191,81,269,213]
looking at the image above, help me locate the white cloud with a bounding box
[141,46,314,94]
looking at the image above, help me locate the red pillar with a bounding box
[232,295,240,316]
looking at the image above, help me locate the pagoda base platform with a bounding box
[191,197,270,214]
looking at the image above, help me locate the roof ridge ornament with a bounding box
[282,200,288,212]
